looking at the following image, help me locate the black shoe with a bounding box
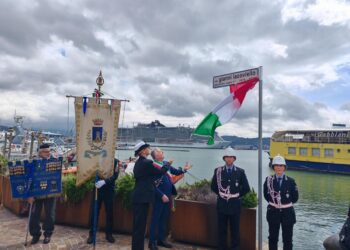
[31,235,41,245]
[86,236,93,244]
[106,234,115,243]
[43,236,51,244]
[157,240,172,248]
[148,241,158,250]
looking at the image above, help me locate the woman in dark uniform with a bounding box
[131,141,169,250]
[264,155,299,250]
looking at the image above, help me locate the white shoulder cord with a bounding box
[216,167,239,200]
[267,176,281,207]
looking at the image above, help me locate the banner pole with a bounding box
[24,202,33,246]
[0,175,4,209]
[93,173,99,250]
[258,66,263,250]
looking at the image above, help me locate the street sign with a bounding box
[213,67,260,88]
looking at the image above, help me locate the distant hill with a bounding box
[0,125,9,131]
[222,135,270,150]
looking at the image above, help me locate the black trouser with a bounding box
[267,206,296,250]
[149,200,171,243]
[29,197,56,237]
[217,211,241,250]
[132,202,150,250]
[89,189,114,236]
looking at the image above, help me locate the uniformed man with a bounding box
[131,141,169,250]
[27,143,57,244]
[149,148,192,249]
[86,158,121,244]
[264,155,299,250]
[211,147,250,250]
[323,206,350,250]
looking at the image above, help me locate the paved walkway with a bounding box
[0,207,212,250]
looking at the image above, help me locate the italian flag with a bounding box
[193,77,259,144]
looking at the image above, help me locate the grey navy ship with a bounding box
[117,120,230,149]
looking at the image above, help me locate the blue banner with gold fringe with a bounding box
[8,157,63,199]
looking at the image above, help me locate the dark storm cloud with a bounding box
[133,45,190,70]
[0,0,128,95]
[138,76,223,117]
[230,81,323,124]
[340,103,350,111]
[187,55,252,84]
[136,75,169,85]
[263,82,323,122]
[0,1,112,57]
[0,0,349,133]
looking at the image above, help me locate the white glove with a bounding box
[95,180,106,189]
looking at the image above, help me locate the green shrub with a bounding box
[177,179,258,208]
[242,188,258,208]
[189,179,211,189]
[62,174,94,203]
[115,174,135,210]
[0,155,8,175]
[177,179,216,204]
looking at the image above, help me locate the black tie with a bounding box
[278,177,282,187]
[227,168,232,175]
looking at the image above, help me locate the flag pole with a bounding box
[258,66,263,250]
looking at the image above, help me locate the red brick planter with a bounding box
[0,175,28,216]
[0,175,3,205]
[55,191,92,227]
[96,195,134,233]
[56,192,135,234]
[170,199,256,250]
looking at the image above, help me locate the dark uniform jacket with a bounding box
[98,160,119,196]
[263,175,299,205]
[211,165,250,215]
[132,156,168,203]
[263,175,299,224]
[154,161,186,199]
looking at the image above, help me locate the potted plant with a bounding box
[171,179,257,250]
[111,173,135,233]
[55,173,94,227]
[0,155,7,204]
[0,155,7,206]
[115,173,135,210]
[110,173,156,234]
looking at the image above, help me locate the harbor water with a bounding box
[116,148,350,250]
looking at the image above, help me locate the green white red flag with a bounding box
[193,77,259,144]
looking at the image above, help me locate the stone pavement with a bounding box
[0,207,213,250]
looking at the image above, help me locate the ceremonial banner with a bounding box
[75,97,121,186]
[8,158,63,199]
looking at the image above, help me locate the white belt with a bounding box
[219,192,239,200]
[269,202,293,209]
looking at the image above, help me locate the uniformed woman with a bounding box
[131,141,169,250]
[264,155,299,250]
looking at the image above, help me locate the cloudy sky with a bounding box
[1,0,350,137]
